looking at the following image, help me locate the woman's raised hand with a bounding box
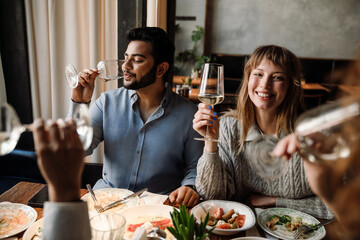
[71,68,99,103]
[192,103,219,141]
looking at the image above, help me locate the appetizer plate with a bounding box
[120,204,175,240]
[81,188,139,217]
[191,200,256,236]
[22,218,44,240]
[257,208,326,240]
[0,203,37,239]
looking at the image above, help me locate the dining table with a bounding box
[0,181,345,240]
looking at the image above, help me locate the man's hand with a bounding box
[168,186,199,207]
[33,118,85,202]
[71,68,98,103]
[249,194,277,207]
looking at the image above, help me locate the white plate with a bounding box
[257,208,326,240]
[191,200,256,236]
[22,218,44,240]
[120,204,175,240]
[81,188,139,217]
[0,203,37,239]
[231,237,268,240]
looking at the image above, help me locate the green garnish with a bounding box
[167,205,214,240]
[269,214,292,225]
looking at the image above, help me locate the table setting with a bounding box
[0,182,337,240]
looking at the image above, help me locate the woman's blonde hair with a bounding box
[226,45,304,149]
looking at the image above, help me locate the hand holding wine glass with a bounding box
[0,102,93,156]
[194,63,224,142]
[66,60,125,89]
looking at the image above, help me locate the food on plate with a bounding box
[266,214,314,234]
[212,206,224,220]
[0,209,30,236]
[124,216,173,239]
[82,189,136,213]
[207,206,246,229]
[30,226,42,240]
[126,218,172,232]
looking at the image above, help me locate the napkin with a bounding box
[131,226,147,240]
[139,191,168,205]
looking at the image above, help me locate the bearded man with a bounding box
[70,27,202,207]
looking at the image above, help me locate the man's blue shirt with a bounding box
[72,86,203,194]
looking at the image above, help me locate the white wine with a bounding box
[198,94,224,105]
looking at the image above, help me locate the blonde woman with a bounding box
[193,45,333,219]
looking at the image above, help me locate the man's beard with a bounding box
[124,65,157,90]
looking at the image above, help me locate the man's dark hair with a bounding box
[126,27,175,83]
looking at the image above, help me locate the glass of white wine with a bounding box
[195,63,225,142]
[248,95,360,179]
[0,102,93,156]
[65,59,125,88]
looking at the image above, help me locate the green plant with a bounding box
[175,26,210,75]
[167,205,213,240]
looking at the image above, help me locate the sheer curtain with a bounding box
[147,0,167,30]
[25,0,118,163]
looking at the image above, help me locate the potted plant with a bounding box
[167,205,214,240]
[175,25,211,83]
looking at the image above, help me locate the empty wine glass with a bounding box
[248,135,289,179]
[0,102,23,156]
[195,63,225,142]
[247,95,360,179]
[295,95,360,163]
[70,104,93,151]
[0,102,93,156]
[65,59,125,88]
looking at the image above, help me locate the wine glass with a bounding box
[0,102,93,156]
[247,95,360,179]
[195,63,225,142]
[248,135,289,179]
[65,59,125,88]
[295,95,360,163]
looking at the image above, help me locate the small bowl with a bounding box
[191,200,256,236]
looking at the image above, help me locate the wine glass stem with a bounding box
[23,124,33,132]
[205,105,214,141]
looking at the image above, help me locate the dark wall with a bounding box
[117,0,147,87]
[0,0,33,124]
[0,0,34,150]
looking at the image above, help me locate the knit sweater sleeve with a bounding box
[195,116,241,200]
[277,196,334,219]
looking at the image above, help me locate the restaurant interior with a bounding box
[1,0,360,239]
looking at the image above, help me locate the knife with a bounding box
[102,188,148,212]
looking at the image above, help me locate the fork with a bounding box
[293,218,334,239]
[86,184,104,213]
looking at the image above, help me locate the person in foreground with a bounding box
[33,119,91,240]
[193,45,333,219]
[272,58,360,239]
[70,27,203,206]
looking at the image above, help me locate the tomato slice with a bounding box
[235,214,246,228]
[151,218,172,230]
[216,223,231,229]
[212,207,224,220]
[127,223,143,232]
[127,218,172,232]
